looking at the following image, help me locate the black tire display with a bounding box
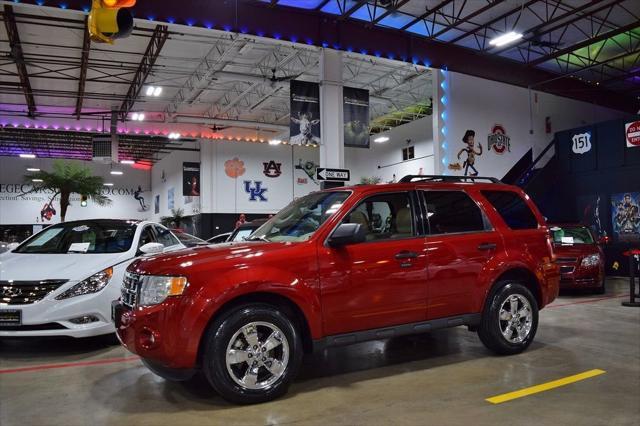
[478,281,539,355]
[201,303,303,404]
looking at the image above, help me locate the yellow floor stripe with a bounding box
[486,369,606,404]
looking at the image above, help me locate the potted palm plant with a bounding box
[161,208,191,230]
[24,160,111,222]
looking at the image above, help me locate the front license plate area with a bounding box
[0,309,22,326]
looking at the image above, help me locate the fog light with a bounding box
[139,327,159,349]
[69,315,99,324]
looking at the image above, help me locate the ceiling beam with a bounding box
[340,0,368,19]
[400,0,455,31]
[371,0,412,25]
[430,0,506,39]
[74,16,91,120]
[529,21,640,66]
[448,0,540,44]
[3,4,36,117]
[493,0,625,56]
[118,24,169,122]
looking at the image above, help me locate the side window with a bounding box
[138,226,155,247]
[423,190,487,235]
[342,192,414,241]
[481,190,539,230]
[153,225,181,247]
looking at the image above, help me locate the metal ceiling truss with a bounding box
[118,24,169,122]
[3,5,36,117]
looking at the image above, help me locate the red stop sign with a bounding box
[626,121,640,147]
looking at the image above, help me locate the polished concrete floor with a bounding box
[1,278,639,426]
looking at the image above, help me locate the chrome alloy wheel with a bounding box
[225,321,290,390]
[498,294,533,344]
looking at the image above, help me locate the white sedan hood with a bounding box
[0,252,133,282]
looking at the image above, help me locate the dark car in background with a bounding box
[550,224,606,294]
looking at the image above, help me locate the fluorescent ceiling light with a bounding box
[269,139,282,145]
[374,136,389,143]
[26,167,40,172]
[110,170,123,175]
[145,86,154,96]
[19,153,36,158]
[32,178,43,182]
[168,132,181,139]
[489,31,523,47]
[103,183,114,186]
[153,86,162,96]
[120,160,135,164]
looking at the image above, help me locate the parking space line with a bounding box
[549,294,629,308]
[0,356,140,374]
[486,369,606,404]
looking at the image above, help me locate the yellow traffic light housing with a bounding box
[88,0,136,44]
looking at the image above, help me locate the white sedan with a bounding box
[0,219,185,338]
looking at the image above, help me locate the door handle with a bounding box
[395,250,418,260]
[477,242,497,251]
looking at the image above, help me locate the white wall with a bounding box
[149,149,201,222]
[150,140,320,216]
[346,116,435,184]
[0,157,151,225]
[438,71,632,178]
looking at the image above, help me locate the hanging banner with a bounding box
[290,80,321,146]
[343,86,370,148]
[182,162,201,196]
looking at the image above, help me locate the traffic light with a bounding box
[88,0,136,44]
[80,195,88,207]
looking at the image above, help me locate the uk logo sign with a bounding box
[244,181,268,202]
[262,160,282,178]
[572,132,592,154]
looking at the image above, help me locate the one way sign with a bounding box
[316,168,350,182]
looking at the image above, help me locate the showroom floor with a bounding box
[1,278,639,426]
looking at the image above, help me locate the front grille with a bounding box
[556,257,578,263]
[0,280,68,305]
[0,323,67,331]
[560,265,575,274]
[121,272,140,308]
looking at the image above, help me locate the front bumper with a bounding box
[559,266,603,289]
[113,299,198,369]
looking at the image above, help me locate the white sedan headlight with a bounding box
[55,267,113,300]
[581,254,600,268]
[138,275,188,307]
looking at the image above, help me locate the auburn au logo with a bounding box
[263,160,282,178]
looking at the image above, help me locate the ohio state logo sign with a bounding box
[487,124,511,154]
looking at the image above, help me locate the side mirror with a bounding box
[139,242,164,255]
[598,235,610,245]
[328,223,367,247]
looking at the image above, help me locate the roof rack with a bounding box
[399,175,502,184]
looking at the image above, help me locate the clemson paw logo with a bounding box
[225,157,245,178]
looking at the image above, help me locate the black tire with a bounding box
[202,303,303,404]
[478,282,539,355]
[594,278,606,295]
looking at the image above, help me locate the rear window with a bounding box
[482,190,539,230]
[422,191,487,235]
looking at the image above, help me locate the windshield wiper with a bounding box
[247,235,270,242]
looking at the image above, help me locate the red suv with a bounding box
[113,175,559,404]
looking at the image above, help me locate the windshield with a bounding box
[550,226,595,245]
[251,191,350,242]
[15,221,137,254]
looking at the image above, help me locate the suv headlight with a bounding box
[138,275,188,307]
[55,267,113,300]
[581,254,600,268]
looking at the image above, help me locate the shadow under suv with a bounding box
[112,175,560,404]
